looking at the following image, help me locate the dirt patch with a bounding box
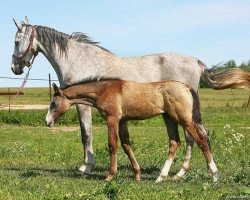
[1,104,49,110]
[50,126,80,132]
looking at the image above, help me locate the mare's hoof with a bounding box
[79,164,93,175]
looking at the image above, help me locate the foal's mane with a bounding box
[62,76,121,90]
[22,24,111,54]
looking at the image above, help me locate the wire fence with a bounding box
[0,74,59,107]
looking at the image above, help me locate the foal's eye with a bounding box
[15,41,19,46]
[51,101,57,108]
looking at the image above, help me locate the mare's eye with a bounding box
[15,41,19,46]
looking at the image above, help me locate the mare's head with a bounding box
[11,17,37,75]
[45,83,71,127]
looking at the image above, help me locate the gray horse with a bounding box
[11,17,250,181]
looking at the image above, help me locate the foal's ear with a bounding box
[52,83,61,95]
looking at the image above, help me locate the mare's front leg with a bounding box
[76,104,95,174]
[119,120,141,181]
[156,114,181,182]
[106,116,119,181]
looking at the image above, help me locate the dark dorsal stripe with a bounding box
[62,76,121,90]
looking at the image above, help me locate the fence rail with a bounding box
[0,76,58,82]
[0,74,57,107]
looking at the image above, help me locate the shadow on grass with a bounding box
[3,166,105,180]
[3,164,162,181]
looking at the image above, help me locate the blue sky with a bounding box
[1,0,250,87]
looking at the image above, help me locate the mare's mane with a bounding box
[22,24,111,54]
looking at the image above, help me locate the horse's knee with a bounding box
[169,140,180,157]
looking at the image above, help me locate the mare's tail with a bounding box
[197,60,250,90]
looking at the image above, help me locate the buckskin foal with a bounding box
[45,78,218,182]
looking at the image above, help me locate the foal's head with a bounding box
[45,83,71,127]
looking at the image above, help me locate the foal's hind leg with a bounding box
[119,120,141,181]
[174,124,211,180]
[156,114,180,182]
[185,123,218,182]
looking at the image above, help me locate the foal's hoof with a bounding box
[135,174,141,181]
[79,164,93,175]
[212,173,219,183]
[105,175,114,181]
[155,176,166,183]
[173,175,182,181]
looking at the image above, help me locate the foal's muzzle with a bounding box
[45,120,54,128]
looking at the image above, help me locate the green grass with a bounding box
[0,87,50,105]
[0,88,249,107]
[0,124,249,199]
[0,88,249,199]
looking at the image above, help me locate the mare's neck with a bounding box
[35,27,113,88]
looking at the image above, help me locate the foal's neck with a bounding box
[62,81,112,103]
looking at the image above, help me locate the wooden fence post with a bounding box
[8,88,10,112]
[49,74,52,101]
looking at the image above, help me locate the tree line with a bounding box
[200,60,250,88]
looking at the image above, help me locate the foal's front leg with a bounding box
[106,117,119,181]
[119,120,141,181]
[156,114,181,182]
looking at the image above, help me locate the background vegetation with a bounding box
[0,87,249,199]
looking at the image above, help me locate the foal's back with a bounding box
[113,80,194,121]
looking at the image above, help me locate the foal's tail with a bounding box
[190,88,202,124]
[198,60,250,90]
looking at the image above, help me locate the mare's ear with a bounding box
[24,16,29,25]
[13,18,22,31]
[52,83,62,95]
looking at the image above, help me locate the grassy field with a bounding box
[0,88,249,199]
[0,87,249,107]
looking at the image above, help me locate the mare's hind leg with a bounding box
[119,120,141,181]
[156,114,181,182]
[173,129,194,180]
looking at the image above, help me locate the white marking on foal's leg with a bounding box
[208,159,219,182]
[174,145,192,180]
[156,158,173,182]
